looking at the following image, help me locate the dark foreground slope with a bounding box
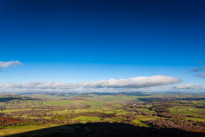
[6,123,205,137]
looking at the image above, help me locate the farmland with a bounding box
[0,92,205,137]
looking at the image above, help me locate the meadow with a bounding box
[0,92,205,136]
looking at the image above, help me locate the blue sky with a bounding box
[0,0,205,92]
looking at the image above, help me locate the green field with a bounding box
[0,92,205,136]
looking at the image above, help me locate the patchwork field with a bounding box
[0,92,205,136]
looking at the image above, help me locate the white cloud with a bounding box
[76,75,181,88]
[0,60,23,68]
[0,75,181,92]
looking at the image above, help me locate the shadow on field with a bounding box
[83,92,149,96]
[0,97,41,103]
[6,122,205,137]
[0,97,22,103]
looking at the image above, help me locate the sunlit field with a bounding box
[0,92,205,136]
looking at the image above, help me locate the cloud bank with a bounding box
[75,75,181,88]
[0,75,181,92]
[0,60,23,68]
[176,84,205,89]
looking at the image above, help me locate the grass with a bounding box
[0,109,32,113]
[42,100,72,106]
[135,115,159,122]
[0,124,57,137]
[186,117,205,122]
[1,93,205,136]
[74,109,103,114]
[132,119,148,127]
[169,106,205,118]
[72,116,102,123]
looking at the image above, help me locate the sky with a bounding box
[0,0,205,93]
